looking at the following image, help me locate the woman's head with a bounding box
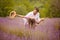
[9,11,17,19]
[10,11,16,17]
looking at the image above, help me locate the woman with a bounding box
[9,11,17,19]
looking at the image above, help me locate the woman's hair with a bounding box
[9,11,16,16]
[28,18,36,28]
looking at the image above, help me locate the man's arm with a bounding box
[36,13,40,24]
[35,13,45,24]
[17,12,33,19]
[17,14,31,19]
[37,18,45,24]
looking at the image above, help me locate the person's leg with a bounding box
[23,18,27,25]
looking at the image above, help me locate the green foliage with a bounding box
[0,0,15,17]
[0,0,60,17]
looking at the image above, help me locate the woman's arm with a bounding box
[17,14,25,18]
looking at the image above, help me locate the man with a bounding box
[18,7,44,27]
[24,7,40,25]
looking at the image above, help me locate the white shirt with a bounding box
[23,11,40,25]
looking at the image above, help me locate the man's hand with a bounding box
[36,18,45,24]
[39,18,45,23]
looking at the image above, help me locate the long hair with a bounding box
[28,18,36,28]
[9,11,16,17]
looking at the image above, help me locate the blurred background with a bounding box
[0,0,60,40]
[0,0,60,18]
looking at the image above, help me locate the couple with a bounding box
[9,7,44,28]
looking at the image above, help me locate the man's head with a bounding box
[33,7,39,15]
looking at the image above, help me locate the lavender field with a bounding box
[0,17,60,40]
